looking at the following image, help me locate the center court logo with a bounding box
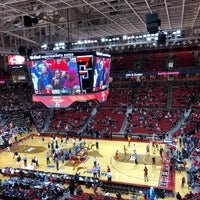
[26,147,35,152]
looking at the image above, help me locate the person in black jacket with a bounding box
[176,192,182,200]
[69,179,75,196]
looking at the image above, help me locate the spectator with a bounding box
[159,147,164,159]
[69,179,75,196]
[176,192,182,200]
[116,192,121,199]
[63,68,80,91]
[51,69,65,90]
[76,185,83,195]
[92,182,98,194]
[169,164,173,178]
[31,62,53,94]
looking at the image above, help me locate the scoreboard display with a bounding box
[7,55,26,66]
[28,51,111,108]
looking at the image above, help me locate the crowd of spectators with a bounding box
[172,82,199,108]
[111,49,198,74]
[30,109,50,133]
[0,76,199,141]
[0,83,24,112]
[0,176,65,200]
[133,82,168,108]
[0,66,199,199]
[175,134,200,200]
[0,167,105,200]
[88,107,126,137]
[125,108,183,136]
[47,103,92,134]
[100,88,133,107]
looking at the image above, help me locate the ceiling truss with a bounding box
[0,0,199,53]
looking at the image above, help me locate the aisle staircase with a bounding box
[165,109,192,139]
[119,106,133,133]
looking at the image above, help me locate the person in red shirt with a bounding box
[183,160,187,168]
[124,145,127,154]
[144,165,149,182]
[53,58,68,72]
[107,165,111,173]
[193,159,198,166]
[114,150,119,161]
[49,175,54,183]
[63,68,80,90]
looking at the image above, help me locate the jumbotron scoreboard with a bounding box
[27,50,111,108]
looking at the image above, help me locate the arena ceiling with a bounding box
[0,0,200,53]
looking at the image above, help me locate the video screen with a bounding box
[77,55,93,94]
[29,56,80,95]
[33,89,109,108]
[7,55,26,65]
[93,56,111,92]
[29,51,111,108]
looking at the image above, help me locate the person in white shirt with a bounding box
[133,144,136,154]
[93,156,97,167]
[72,137,76,146]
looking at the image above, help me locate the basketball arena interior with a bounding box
[0,1,200,200]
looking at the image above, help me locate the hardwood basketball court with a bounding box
[0,133,190,199]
